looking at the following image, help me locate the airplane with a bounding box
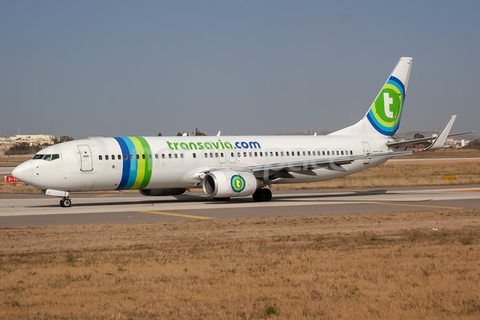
[12,57,469,207]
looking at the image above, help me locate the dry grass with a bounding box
[274,158,480,190]
[1,209,480,319]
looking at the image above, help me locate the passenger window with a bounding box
[142,154,145,159]
[148,154,152,159]
[286,151,289,156]
[174,154,178,159]
[270,152,273,156]
[105,155,109,160]
[204,153,208,158]
[350,150,353,155]
[322,151,325,156]
[155,154,158,159]
[124,154,128,160]
[193,153,196,158]
[162,154,165,159]
[210,153,213,158]
[98,155,102,160]
[130,155,133,160]
[215,153,218,158]
[341,151,344,155]
[297,151,300,156]
[336,151,339,155]
[327,151,330,155]
[169,154,172,159]
[281,152,284,156]
[237,152,241,157]
[254,152,257,157]
[249,152,252,157]
[244,152,247,157]
[231,152,234,157]
[260,152,263,157]
[118,155,121,160]
[136,154,140,160]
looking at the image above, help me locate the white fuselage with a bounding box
[14,134,392,192]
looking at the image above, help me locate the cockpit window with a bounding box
[32,154,60,161]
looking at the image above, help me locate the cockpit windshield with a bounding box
[32,154,60,161]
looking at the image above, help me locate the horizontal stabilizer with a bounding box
[387,117,472,150]
[420,115,456,151]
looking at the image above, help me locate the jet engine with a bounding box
[202,170,261,198]
[139,188,186,196]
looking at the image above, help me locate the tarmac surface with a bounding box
[1,185,479,227]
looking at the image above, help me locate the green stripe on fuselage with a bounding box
[130,137,152,189]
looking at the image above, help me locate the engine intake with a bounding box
[202,170,261,198]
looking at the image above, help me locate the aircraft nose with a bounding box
[12,161,33,185]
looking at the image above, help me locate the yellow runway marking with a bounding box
[139,210,213,220]
[367,202,461,210]
[453,190,480,192]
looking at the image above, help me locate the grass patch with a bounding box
[0,209,479,319]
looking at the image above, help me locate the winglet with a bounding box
[419,115,457,152]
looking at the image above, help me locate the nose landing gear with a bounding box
[42,190,72,207]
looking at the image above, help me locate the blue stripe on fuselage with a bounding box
[114,137,130,190]
[123,138,138,190]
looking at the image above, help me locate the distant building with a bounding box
[10,134,55,145]
[0,134,55,155]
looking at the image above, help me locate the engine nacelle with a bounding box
[202,170,261,198]
[139,188,186,196]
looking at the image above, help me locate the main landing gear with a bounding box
[252,188,272,202]
[60,197,72,207]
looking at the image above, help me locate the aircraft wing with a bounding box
[244,150,413,176]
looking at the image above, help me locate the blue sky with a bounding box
[1,1,479,138]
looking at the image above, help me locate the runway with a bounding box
[1,185,479,227]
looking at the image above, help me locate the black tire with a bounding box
[252,189,262,202]
[63,199,72,207]
[60,199,65,207]
[260,189,272,202]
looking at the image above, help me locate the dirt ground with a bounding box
[1,209,479,319]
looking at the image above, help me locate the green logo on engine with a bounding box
[231,175,245,192]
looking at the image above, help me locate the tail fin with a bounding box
[330,57,413,137]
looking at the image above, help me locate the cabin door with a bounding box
[362,142,371,164]
[78,145,93,171]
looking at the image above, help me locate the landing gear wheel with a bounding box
[60,198,72,207]
[252,189,262,202]
[260,188,272,202]
[252,189,272,202]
